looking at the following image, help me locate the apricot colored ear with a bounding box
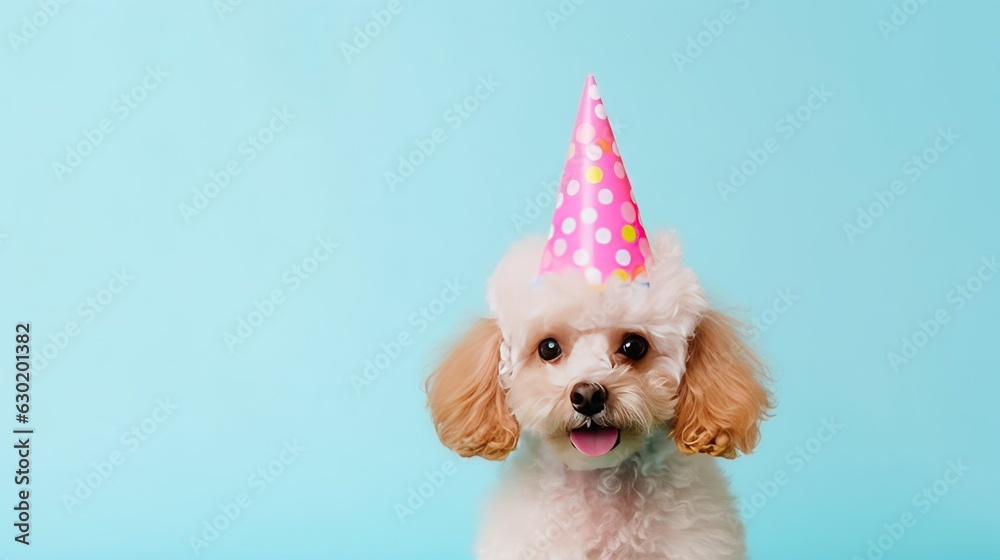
[426,318,518,460]
[673,310,772,458]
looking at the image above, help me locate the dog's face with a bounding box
[504,322,681,470]
[427,232,771,469]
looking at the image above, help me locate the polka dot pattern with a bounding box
[553,238,567,256]
[584,144,602,161]
[622,225,636,242]
[620,201,636,223]
[539,75,650,285]
[585,166,603,184]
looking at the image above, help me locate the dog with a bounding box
[425,76,772,559]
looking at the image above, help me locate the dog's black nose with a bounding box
[570,382,607,416]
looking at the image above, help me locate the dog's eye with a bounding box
[537,338,562,362]
[618,334,648,360]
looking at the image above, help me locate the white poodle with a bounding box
[426,232,772,559]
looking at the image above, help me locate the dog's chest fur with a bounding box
[476,434,747,560]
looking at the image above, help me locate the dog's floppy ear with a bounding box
[425,318,518,460]
[672,310,772,459]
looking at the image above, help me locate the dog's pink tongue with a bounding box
[569,427,619,457]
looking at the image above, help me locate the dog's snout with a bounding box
[570,382,607,416]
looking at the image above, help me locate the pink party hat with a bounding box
[540,75,651,285]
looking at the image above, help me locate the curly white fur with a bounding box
[478,434,745,559]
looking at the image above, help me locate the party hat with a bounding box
[539,75,651,285]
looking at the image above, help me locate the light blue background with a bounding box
[1,1,998,558]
